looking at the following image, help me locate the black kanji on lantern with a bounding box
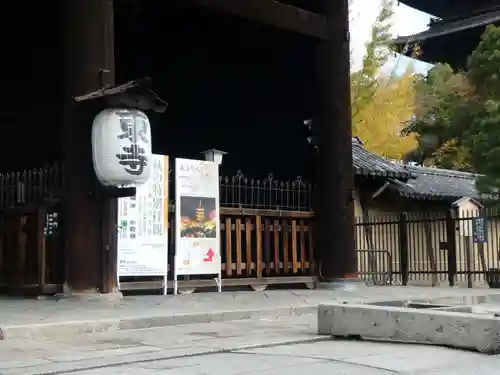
[115,110,150,176]
[116,144,148,176]
[116,110,149,143]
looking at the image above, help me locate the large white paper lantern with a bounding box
[92,108,152,187]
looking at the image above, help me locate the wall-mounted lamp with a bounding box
[202,149,227,165]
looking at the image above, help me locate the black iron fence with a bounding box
[218,171,312,211]
[0,165,63,210]
[8,163,500,289]
[0,163,313,212]
[356,210,500,288]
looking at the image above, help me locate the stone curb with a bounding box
[0,304,317,340]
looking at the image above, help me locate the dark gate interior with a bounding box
[1,1,320,294]
[114,1,317,178]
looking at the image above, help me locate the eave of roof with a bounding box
[352,139,499,201]
[392,10,500,45]
[397,0,497,19]
[388,165,499,201]
[352,138,413,179]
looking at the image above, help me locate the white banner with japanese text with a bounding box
[174,158,221,276]
[117,154,169,277]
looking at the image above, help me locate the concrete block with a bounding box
[318,303,500,354]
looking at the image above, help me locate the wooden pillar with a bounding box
[315,0,357,281]
[63,0,118,294]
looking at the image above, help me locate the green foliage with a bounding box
[468,25,500,195]
[406,63,473,170]
[407,24,500,195]
[467,100,500,194]
[468,25,500,100]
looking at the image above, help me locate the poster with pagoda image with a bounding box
[179,196,217,239]
[174,158,221,291]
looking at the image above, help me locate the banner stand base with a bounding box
[172,274,222,295]
[215,273,222,293]
[53,289,123,303]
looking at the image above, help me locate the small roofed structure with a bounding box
[452,196,484,208]
[75,77,168,113]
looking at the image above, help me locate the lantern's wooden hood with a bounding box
[74,77,168,113]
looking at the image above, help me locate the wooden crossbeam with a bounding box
[190,0,326,39]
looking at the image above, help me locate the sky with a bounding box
[349,0,435,75]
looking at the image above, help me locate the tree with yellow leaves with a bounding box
[353,71,418,159]
[351,0,418,160]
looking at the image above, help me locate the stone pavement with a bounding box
[0,313,498,374]
[2,286,500,340]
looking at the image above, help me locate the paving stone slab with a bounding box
[1,313,498,375]
[2,287,500,341]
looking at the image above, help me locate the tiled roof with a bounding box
[389,165,484,200]
[352,138,413,179]
[351,139,498,200]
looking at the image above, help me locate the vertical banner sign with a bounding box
[117,154,169,294]
[174,158,221,294]
[472,216,488,244]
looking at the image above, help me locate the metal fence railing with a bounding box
[357,249,393,285]
[0,165,62,210]
[356,210,500,288]
[0,164,313,213]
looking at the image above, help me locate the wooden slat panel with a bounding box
[0,228,3,284]
[283,220,289,274]
[300,220,306,271]
[225,217,232,276]
[168,218,173,242]
[11,216,25,290]
[264,218,271,276]
[245,218,252,275]
[256,216,263,278]
[273,220,280,274]
[236,218,242,275]
[308,222,315,274]
[218,213,314,278]
[291,220,298,273]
